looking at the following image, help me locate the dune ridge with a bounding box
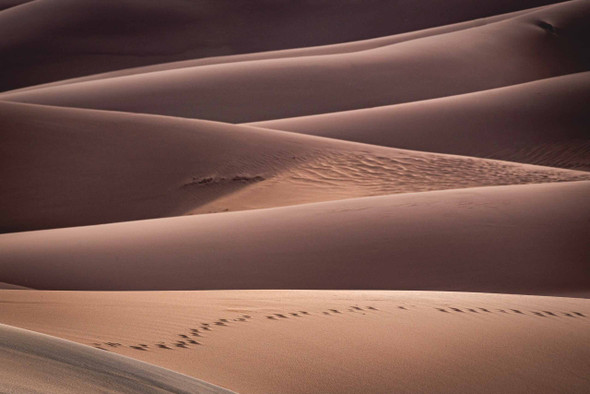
[1,1,588,122]
[0,323,233,393]
[2,100,588,233]
[1,181,588,294]
[249,72,590,170]
[0,0,566,92]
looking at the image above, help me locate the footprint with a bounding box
[467,309,478,313]
[214,321,227,326]
[157,343,171,350]
[188,339,200,345]
[329,309,341,314]
[398,306,407,310]
[243,315,252,319]
[275,314,288,318]
[543,311,557,317]
[533,312,545,317]
[300,311,310,315]
[130,345,147,351]
[323,311,331,315]
[511,309,524,315]
[105,342,121,348]
[573,312,585,317]
[175,343,188,348]
[498,309,507,313]
[564,312,574,317]
[290,313,300,317]
[219,319,228,323]
[179,334,189,339]
[351,306,363,311]
[267,315,277,320]
[436,308,449,313]
[479,308,491,313]
[450,307,463,313]
[367,306,378,311]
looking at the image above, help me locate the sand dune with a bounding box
[4,5,551,95]
[2,101,588,233]
[0,323,233,393]
[0,290,588,393]
[2,1,588,122]
[250,72,590,170]
[0,0,561,92]
[1,181,588,294]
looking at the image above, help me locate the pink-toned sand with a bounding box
[0,1,588,392]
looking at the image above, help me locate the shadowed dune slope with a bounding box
[2,101,587,233]
[250,72,590,170]
[4,5,551,95]
[0,0,565,92]
[0,290,589,394]
[0,324,233,393]
[1,1,588,122]
[0,181,588,294]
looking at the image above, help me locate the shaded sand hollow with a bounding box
[0,290,588,394]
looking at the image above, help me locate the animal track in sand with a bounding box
[90,305,584,353]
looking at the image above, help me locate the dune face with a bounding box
[1,181,588,294]
[3,101,587,233]
[250,72,590,170]
[0,0,566,92]
[0,290,589,394]
[0,324,233,393]
[2,0,589,393]
[2,1,589,122]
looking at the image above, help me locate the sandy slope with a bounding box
[2,1,588,122]
[1,181,588,294]
[0,0,564,92]
[4,5,550,95]
[0,290,588,393]
[0,324,233,393]
[250,72,590,170]
[3,101,587,233]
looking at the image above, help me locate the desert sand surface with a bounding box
[250,72,590,170]
[1,0,589,392]
[1,181,588,294]
[0,0,564,92]
[2,1,589,122]
[3,101,588,233]
[0,323,234,393]
[0,290,588,394]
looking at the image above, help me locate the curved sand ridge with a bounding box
[3,4,551,95]
[1,101,588,233]
[1,181,588,294]
[250,72,590,170]
[0,290,588,393]
[0,323,233,393]
[0,0,564,92]
[1,1,588,122]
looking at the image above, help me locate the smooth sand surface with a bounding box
[0,290,588,393]
[4,5,550,95]
[0,0,563,92]
[1,1,589,392]
[3,101,587,233]
[0,323,233,393]
[1,181,588,294]
[2,1,588,122]
[250,72,590,170]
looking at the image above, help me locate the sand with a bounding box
[0,0,564,92]
[1,181,588,294]
[2,1,589,122]
[250,72,590,170]
[1,0,589,392]
[0,290,588,393]
[0,323,233,393]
